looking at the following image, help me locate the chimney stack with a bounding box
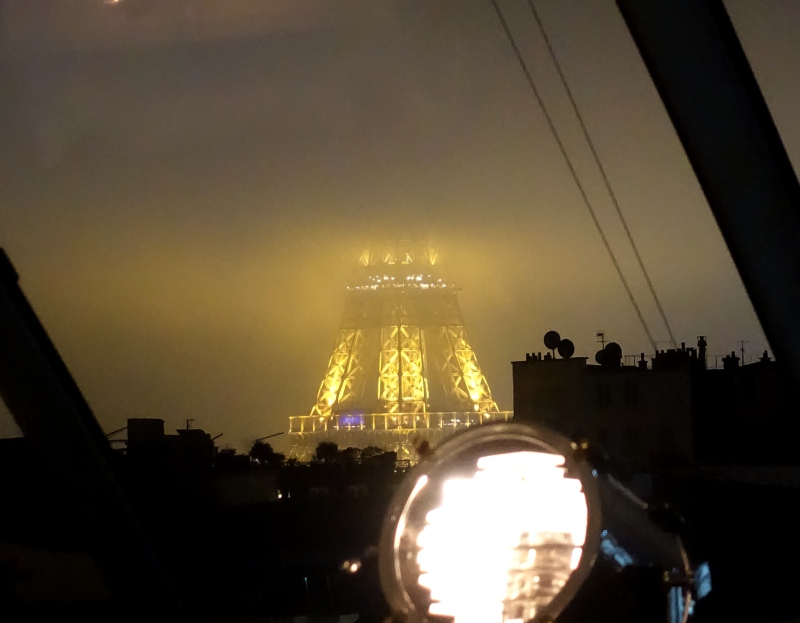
[722,351,740,370]
[697,336,708,370]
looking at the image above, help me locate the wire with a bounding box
[486,0,657,351]
[525,0,677,349]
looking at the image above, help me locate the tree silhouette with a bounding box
[338,446,360,465]
[249,440,285,469]
[250,440,274,462]
[313,441,340,463]
[361,446,384,460]
[216,447,249,470]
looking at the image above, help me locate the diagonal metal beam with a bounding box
[617,0,800,388]
[0,249,179,615]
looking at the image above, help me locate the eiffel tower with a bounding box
[288,241,511,460]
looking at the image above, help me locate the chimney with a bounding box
[697,336,708,370]
[722,351,740,370]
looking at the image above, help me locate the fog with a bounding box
[2,0,796,450]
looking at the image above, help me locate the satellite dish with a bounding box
[604,342,623,366]
[558,339,575,359]
[595,349,607,366]
[544,331,561,351]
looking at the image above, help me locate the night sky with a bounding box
[1,0,798,450]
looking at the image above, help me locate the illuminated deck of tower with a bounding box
[288,242,511,460]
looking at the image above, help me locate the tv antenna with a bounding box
[738,340,749,363]
[596,331,606,349]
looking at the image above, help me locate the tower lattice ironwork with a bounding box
[289,242,511,460]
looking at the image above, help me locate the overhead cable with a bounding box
[526,0,677,349]
[486,0,657,351]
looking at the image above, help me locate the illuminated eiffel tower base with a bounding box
[288,242,511,461]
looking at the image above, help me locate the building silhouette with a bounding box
[513,336,795,472]
[125,417,215,481]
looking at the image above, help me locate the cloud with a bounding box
[2,0,335,55]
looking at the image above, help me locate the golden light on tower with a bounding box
[289,241,511,460]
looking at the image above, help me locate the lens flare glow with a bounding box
[415,451,587,623]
